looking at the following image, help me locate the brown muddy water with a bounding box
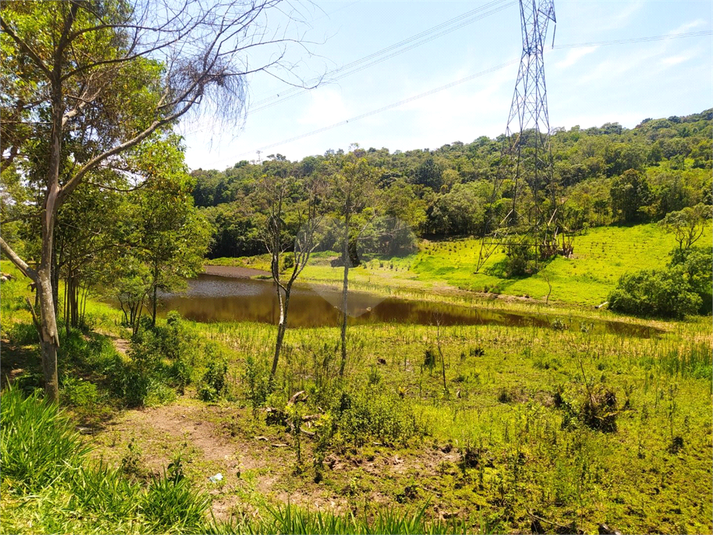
[158,274,661,338]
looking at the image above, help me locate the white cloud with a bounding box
[601,0,645,30]
[661,54,694,66]
[555,46,599,69]
[668,19,707,35]
[298,87,350,126]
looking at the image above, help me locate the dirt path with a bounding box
[91,400,346,521]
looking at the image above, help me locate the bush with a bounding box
[609,268,701,319]
[332,387,419,447]
[669,246,713,315]
[609,246,712,319]
[61,376,99,407]
[556,384,619,433]
[1,386,89,492]
[198,358,228,402]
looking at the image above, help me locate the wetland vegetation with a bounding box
[1,1,711,532]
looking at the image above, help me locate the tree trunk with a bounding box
[152,283,158,327]
[339,221,350,377]
[270,283,291,379]
[38,236,60,402]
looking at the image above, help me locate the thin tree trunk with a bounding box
[152,283,158,327]
[271,286,290,379]
[339,218,350,377]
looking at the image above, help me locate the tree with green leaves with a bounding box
[660,203,711,250]
[610,169,651,223]
[0,0,312,401]
[326,150,378,377]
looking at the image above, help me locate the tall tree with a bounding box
[255,167,324,381]
[327,150,377,377]
[0,0,312,401]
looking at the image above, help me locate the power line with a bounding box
[554,29,712,49]
[244,59,519,155]
[242,29,711,156]
[248,0,516,113]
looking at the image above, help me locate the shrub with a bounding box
[669,246,713,315]
[608,268,702,319]
[609,246,712,319]
[198,358,228,402]
[332,387,419,447]
[423,348,436,369]
[61,376,99,407]
[505,242,537,277]
[1,386,89,492]
[557,383,619,433]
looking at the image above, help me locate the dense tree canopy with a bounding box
[193,109,712,254]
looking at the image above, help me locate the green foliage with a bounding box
[198,358,228,402]
[243,355,271,411]
[141,473,211,533]
[1,386,89,493]
[209,503,464,535]
[69,464,142,521]
[60,376,99,408]
[1,386,211,533]
[503,241,538,277]
[332,387,420,447]
[610,169,651,222]
[555,383,620,433]
[609,246,711,318]
[660,203,711,249]
[608,268,701,319]
[107,314,223,407]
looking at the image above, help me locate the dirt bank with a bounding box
[203,265,270,278]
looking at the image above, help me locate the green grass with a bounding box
[2,223,712,534]
[210,223,711,307]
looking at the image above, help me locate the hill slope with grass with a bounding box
[209,223,712,308]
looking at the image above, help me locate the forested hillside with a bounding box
[193,109,712,258]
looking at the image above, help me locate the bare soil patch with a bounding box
[203,265,270,278]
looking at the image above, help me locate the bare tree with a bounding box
[256,169,324,382]
[0,0,315,401]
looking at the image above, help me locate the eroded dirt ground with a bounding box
[88,398,461,523]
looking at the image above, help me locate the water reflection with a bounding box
[158,274,660,338]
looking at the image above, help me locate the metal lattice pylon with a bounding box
[506,0,556,227]
[475,0,557,273]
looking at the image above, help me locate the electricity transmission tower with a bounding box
[506,0,557,231]
[475,0,558,273]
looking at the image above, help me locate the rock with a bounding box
[598,524,622,535]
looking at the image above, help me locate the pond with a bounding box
[157,271,661,338]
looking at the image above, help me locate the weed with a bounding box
[61,376,99,407]
[1,386,89,493]
[198,358,228,402]
[423,347,436,369]
[142,472,210,532]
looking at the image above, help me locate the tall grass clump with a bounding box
[0,385,89,492]
[209,503,465,535]
[142,473,211,533]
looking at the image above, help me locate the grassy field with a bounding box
[2,220,712,534]
[2,246,712,534]
[210,223,713,307]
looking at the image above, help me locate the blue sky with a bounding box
[181,0,712,170]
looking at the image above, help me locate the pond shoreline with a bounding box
[202,265,270,279]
